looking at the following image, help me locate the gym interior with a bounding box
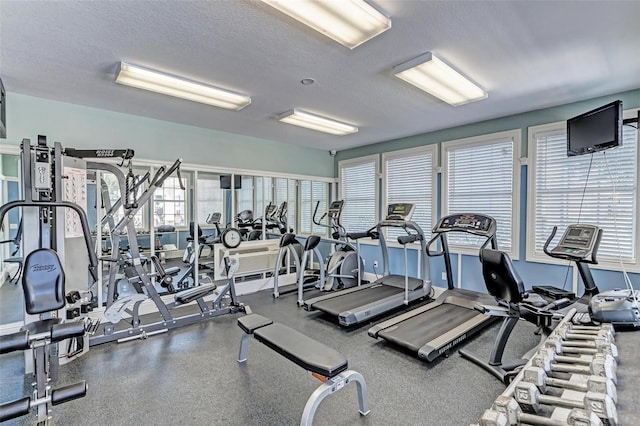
[1,2,639,425]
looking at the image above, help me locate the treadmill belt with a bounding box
[313,285,403,317]
[378,304,481,353]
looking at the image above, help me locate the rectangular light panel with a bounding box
[277,109,358,135]
[115,62,251,110]
[262,0,391,49]
[394,52,487,106]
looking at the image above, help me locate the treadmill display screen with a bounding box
[435,213,495,235]
[385,203,415,221]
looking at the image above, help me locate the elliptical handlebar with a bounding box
[312,201,330,229]
[542,226,558,258]
[397,234,420,245]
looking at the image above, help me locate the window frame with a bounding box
[441,129,521,258]
[382,144,438,244]
[525,109,640,271]
[338,154,380,234]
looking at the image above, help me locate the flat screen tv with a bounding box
[220,174,242,189]
[0,77,6,139]
[567,100,622,156]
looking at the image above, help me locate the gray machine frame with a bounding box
[304,203,432,326]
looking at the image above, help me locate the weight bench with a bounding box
[237,314,370,426]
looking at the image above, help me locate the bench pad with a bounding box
[254,323,348,377]
[238,314,273,334]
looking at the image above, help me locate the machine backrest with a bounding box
[480,248,524,304]
[22,248,65,315]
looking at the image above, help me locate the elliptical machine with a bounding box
[299,201,363,297]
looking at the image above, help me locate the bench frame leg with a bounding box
[238,333,252,363]
[300,369,370,426]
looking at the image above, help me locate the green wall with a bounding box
[335,89,640,164]
[1,93,335,178]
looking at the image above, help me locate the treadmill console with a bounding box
[546,224,601,261]
[433,213,496,237]
[383,203,415,222]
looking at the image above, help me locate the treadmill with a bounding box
[304,203,432,326]
[368,213,500,362]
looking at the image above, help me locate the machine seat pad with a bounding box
[304,235,321,251]
[238,314,273,334]
[20,318,62,339]
[279,233,298,248]
[174,283,216,304]
[254,323,348,378]
[164,266,180,276]
[0,330,29,355]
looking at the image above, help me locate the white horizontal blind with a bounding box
[197,174,224,226]
[312,181,327,235]
[384,149,434,240]
[340,158,377,233]
[299,180,327,234]
[532,125,637,262]
[236,176,254,215]
[444,137,515,252]
[275,178,296,233]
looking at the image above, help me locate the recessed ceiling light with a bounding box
[277,109,358,135]
[115,62,252,110]
[394,52,487,106]
[261,0,391,49]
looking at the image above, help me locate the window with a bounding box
[197,173,224,226]
[255,177,274,220]
[442,130,520,255]
[100,171,145,230]
[527,114,639,267]
[300,180,328,234]
[383,146,437,240]
[154,176,187,228]
[236,176,254,215]
[275,178,296,233]
[339,155,378,233]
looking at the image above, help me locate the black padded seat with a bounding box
[480,248,524,304]
[174,283,216,304]
[279,233,298,248]
[304,235,321,252]
[238,314,273,334]
[22,249,65,315]
[254,323,348,378]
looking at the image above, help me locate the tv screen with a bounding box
[567,100,622,156]
[220,174,242,189]
[0,77,5,139]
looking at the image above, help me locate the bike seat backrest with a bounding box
[279,233,298,248]
[22,248,65,315]
[480,248,524,304]
[157,225,175,233]
[304,235,321,251]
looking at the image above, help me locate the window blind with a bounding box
[444,137,515,252]
[532,125,637,262]
[384,149,434,239]
[196,174,223,226]
[340,158,377,233]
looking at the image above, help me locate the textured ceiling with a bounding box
[1,1,639,152]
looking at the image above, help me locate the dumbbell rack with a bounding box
[474,308,620,426]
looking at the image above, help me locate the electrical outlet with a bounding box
[373,261,379,269]
[441,272,447,281]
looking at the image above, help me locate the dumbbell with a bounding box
[514,382,617,425]
[537,348,617,370]
[482,395,603,426]
[569,323,615,337]
[522,366,617,403]
[553,324,614,344]
[545,336,619,361]
[531,350,617,384]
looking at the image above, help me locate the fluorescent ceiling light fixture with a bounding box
[115,62,251,110]
[394,52,487,106]
[277,109,358,135]
[261,0,390,49]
